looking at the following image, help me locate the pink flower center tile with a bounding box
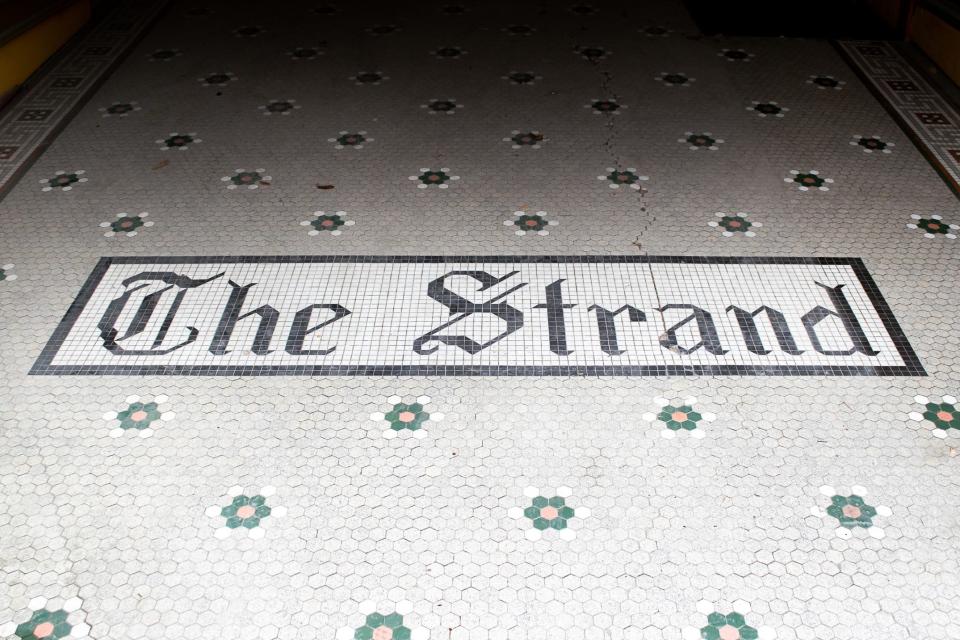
[937,410,953,422]
[398,410,416,423]
[718,625,740,640]
[131,410,148,421]
[237,505,256,518]
[372,625,393,640]
[540,505,559,520]
[842,504,862,519]
[33,622,55,638]
[671,411,688,422]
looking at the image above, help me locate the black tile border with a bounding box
[30,255,926,377]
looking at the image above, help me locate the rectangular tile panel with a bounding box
[31,256,923,376]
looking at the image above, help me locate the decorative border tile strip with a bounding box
[0,0,168,199]
[836,40,960,195]
[31,255,923,377]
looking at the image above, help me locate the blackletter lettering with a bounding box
[98,271,223,355]
[285,304,351,355]
[534,280,576,356]
[413,270,526,355]
[658,304,728,355]
[588,305,646,355]
[726,305,803,355]
[802,282,879,356]
[208,281,280,355]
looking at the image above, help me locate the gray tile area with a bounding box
[1,1,959,639]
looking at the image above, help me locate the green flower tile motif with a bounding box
[657,72,695,86]
[786,169,833,191]
[99,101,141,117]
[512,486,589,540]
[515,214,547,231]
[586,98,624,115]
[793,172,823,188]
[682,132,723,150]
[599,167,648,190]
[385,402,429,431]
[502,70,541,85]
[198,71,237,86]
[644,397,715,439]
[912,395,960,432]
[101,212,153,237]
[0,263,16,282]
[421,98,462,115]
[578,46,610,61]
[15,609,71,640]
[311,213,345,232]
[105,394,172,438]
[354,612,411,640]
[157,132,201,151]
[288,46,323,60]
[302,210,355,236]
[40,170,87,192]
[851,135,893,154]
[208,485,283,538]
[222,168,271,190]
[116,401,161,431]
[825,494,877,528]
[719,48,754,62]
[710,212,760,237]
[371,395,442,439]
[816,484,890,538]
[329,131,372,149]
[748,101,786,117]
[351,71,389,85]
[658,404,702,431]
[409,168,459,189]
[112,215,144,233]
[258,99,300,116]
[700,611,758,640]
[523,495,575,531]
[220,494,272,529]
[504,130,545,148]
[907,214,957,239]
[807,74,846,90]
[505,210,557,236]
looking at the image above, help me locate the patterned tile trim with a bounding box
[0,0,169,200]
[29,255,924,377]
[836,40,960,196]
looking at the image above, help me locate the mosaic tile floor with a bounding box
[1,1,960,639]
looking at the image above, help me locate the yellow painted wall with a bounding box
[0,0,91,97]
[909,5,960,86]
